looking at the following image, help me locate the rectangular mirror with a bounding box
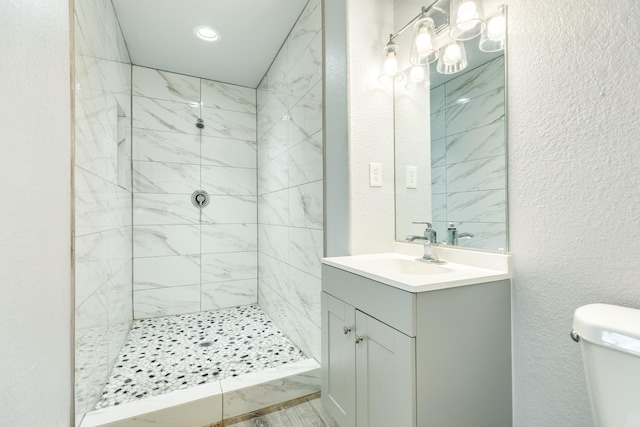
[394,2,508,251]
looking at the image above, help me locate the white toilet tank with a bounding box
[573,303,640,427]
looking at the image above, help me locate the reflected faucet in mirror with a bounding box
[406,221,447,264]
[447,222,475,246]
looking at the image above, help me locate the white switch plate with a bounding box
[369,162,382,187]
[406,165,417,189]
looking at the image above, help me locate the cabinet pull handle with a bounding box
[355,335,364,344]
[343,326,352,334]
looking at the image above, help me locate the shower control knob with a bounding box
[343,326,352,334]
[191,190,210,208]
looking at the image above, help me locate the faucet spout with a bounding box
[406,222,445,264]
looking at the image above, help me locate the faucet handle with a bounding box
[412,221,433,229]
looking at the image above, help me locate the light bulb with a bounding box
[444,44,461,63]
[457,1,477,22]
[384,52,399,75]
[415,28,432,52]
[487,15,505,39]
[409,66,425,83]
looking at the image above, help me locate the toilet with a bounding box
[573,303,640,427]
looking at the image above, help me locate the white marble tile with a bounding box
[133,96,200,135]
[432,193,447,222]
[431,137,446,168]
[201,79,256,114]
[258,285,321,361]
[133,285,201,318]
[76,285,108,331]
[106,226,133,275]
[132,128,200,164]
[201,224,258,254]
[258,224,289,263]
[258,118,289,167]
[431,108,446,141]
[288,228,323,279]
[76,87,117,135]
[287,266,322,327]
[134,224,200,258]
[75,120,111,180]
[74,0,107,59]
[201,165,257,196]
[430,84,446,113]
[288,131,323,187]
[257,77,268,114]
[258,152,288,195]
[201,251,258,283]
[289,181,323,230]
[200,107,256,141]
[133,161,199,194]
[445,56,505,109]
[258,253,290,294]
[201,196,257,224]
[201,279,258,311]
[220,360,321,419]
[76,54,107,93]
[81,380,223,427]
[75,232,109,307]
[267,47,288,95]
[201,136,256,168]
[134,255,201,290]
[258,189,289,226]
[445,86,505,136]
[107,258,133,295]
[288,33,322,106]
[446,121,505,164]
[288,81,322,147]
[431,165,447,195]
[447,189,507,223]
[133,66,200,103]
[287,0,322,67]
[134,193,200,225]
[446,155,506,192]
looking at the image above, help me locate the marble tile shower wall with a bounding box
[74,0,133,421]
[430,56,507,250]
[256,0,323,361]
[131,66,258,319]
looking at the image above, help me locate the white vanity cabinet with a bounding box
[321,263,512,427]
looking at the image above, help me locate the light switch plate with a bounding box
[369,163,382,187]
[406,166,417,189]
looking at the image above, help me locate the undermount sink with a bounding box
[356,257,453,276]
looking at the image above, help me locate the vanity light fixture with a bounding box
[378,38,403,82]
[479,5,506,52]
[193,25,220,42]
[381,0,504,90]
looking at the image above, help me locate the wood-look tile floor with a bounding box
[210,393,338,427]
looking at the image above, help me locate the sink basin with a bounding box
[357,258,453,276]
[321,251,512,293]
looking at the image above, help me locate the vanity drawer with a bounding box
[322,265,416,337]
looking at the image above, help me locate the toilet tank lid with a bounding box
[573,304,640,354]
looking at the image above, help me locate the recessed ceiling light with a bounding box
[193,26,220,42]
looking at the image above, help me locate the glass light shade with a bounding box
[449,0,486,41]
[409,17,439,65]
[436,40,468,74]
[379,41,403,83]
[405,65,430,90]
[479,6,505,52]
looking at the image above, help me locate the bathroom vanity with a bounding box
[321,247,512,427]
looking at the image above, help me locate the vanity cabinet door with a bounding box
[322,292,357,427]
[355,310,416,427]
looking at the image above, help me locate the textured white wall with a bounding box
[346,0,396,254]
[497,1,640,426]
[0,1,72,425]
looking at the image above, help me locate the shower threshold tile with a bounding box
[95,305,309,409]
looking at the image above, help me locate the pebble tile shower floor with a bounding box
[95,305,308,409]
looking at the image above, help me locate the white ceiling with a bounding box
[112,0,309,88]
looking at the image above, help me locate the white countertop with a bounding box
[322,244,511,293]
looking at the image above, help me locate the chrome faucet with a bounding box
[447,223,475,246]
[406,222,445,264]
